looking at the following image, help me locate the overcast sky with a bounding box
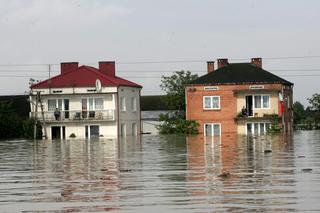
[0,0,319,106]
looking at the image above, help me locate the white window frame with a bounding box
[203,96,221,110]
[48,99,66,111]
[204,123,221,136]
[253,95,270,109]
[120,97,126,112]
[131,97,137,112]
[246,122,271,135]
[81,98,104,111]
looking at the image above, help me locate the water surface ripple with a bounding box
[0,131,320,212]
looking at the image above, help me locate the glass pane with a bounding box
[131,97,136,111]
[204,97,211,109]
[205,124,212,136]
[254,96,261,108]
[90,126,99,138]
[254,123,259,134]
[212,97,220,109]
[266,123,271,131]
[260,123,265,134]
[82,99,87,110]
[247,123,253,135]
[213,124,220,136]
[58,99,63,110]
[48,100,56,111]
[132,123,137,136]
[263,96,269,108]
[120,97,126,111]
[89,98,94,110]
[95,98,103,110]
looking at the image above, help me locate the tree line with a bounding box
[293,94,320,130]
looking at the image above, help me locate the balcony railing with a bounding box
[30,110,115,122]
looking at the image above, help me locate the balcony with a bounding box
[235,113,281,123]
[30,110,116,122]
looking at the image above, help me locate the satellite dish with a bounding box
[95,79,102,92]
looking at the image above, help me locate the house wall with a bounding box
[45,122,117,139]
[236,91,279,116]
[186,83,285,135]
[118,86,141,136]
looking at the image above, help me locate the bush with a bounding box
[157,112,199,135]
[69,133,76,138]
[23,118,42,139]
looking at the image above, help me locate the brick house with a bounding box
[185,58,293,136]
[30,61,142,139]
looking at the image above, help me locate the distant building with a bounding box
[186,58,293,136]
[30,61,142,139]
[140,95,173,135]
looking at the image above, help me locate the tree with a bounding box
[308,93,320,111]
[158,70,199,134]
[160,70,198,115]
[293,101,305,126]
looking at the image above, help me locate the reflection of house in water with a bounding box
[186,132,296,209]
[186,58,294,136]
[32,139,121,211]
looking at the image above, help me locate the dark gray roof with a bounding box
[189,63,293,86]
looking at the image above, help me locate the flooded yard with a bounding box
[0,131,320,212]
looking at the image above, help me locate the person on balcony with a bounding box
[54,108,60,120]
[241,106,247,117]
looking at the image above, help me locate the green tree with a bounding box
[293,101,305,127]
[308,93,320,127]
[160,70,198,114]
[158,71,199,134]
[0,100,24,139]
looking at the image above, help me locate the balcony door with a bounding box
[245,95,253,117]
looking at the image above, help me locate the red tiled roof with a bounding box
[30,65,142,89]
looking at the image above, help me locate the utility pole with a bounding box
[38,92,48,139]
[33,92,39,140]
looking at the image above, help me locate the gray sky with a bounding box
[0,0,320,106]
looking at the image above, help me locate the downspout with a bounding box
[139,88,142,135]
[116,86,120,137]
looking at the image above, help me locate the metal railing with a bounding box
[30,110,115,122]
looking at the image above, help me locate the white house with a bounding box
[29,61,142,139]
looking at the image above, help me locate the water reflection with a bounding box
[0,131,320,212]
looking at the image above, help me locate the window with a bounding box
[246,122,270,135]
[120,97,126,111]
[81,98,104,111]
[48,100,56,111]
[131,97,137,111]
[254,95,270,109]
[204,123,221,136]
[48,99,65,111]
[203,96,220,110]
[95,98,103,110]
[132,123,137,136]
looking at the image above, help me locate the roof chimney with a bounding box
[251,58,262,68]
[60,62,79,74]
[207,61,215,73]
[99,61,115,77]
[217,58,229,69]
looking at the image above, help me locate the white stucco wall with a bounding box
[118,86,141,136]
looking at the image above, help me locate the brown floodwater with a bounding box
[0,131,320,212]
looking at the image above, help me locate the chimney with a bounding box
[60,62,79,74]
[207,61,215,73]
[217,58,229,69]
[251,58,262,68]
[99,61,115,77]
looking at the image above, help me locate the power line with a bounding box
[1,55,320,66]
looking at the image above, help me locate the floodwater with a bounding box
[0,131,320,212]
